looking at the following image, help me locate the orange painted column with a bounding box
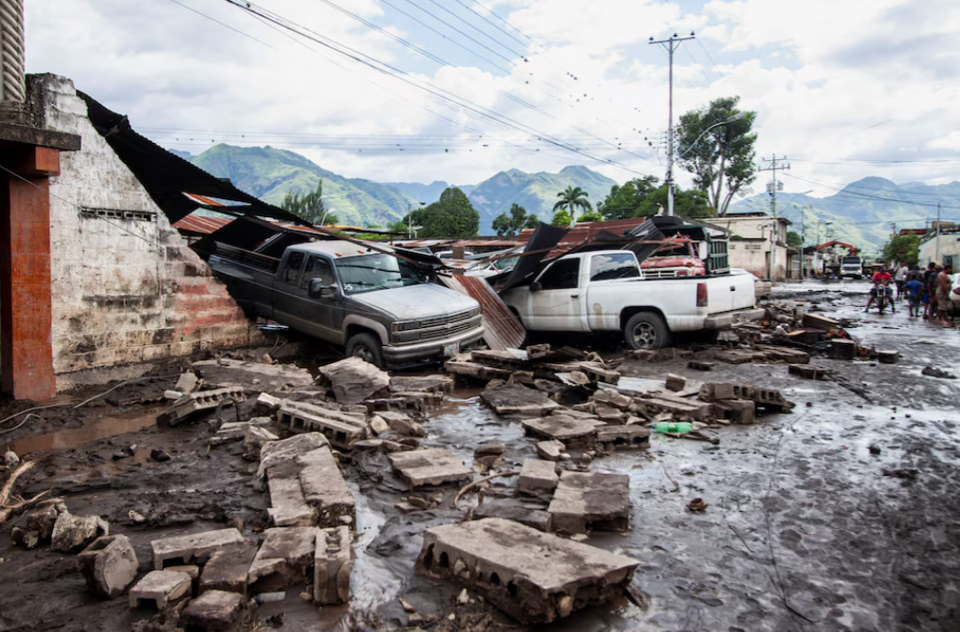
[0,147,58,401]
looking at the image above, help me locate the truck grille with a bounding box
[395,308,481,343]
[418,319,479,342]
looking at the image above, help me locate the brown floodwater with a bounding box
[4,407,163,456]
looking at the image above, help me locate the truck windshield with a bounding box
[590,253,640,282]
[335,253,426,294]
[842,257,861,264]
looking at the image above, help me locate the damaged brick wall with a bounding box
[31,74,264,391]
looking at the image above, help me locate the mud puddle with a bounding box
[3,406,164,456]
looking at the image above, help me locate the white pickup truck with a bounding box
[501,250,763,349]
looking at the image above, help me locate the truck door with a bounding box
[272,251,306,330]
[295,255,343,343]
[530,258,585,331]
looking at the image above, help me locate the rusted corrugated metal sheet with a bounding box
[173,214,232,235]
[439,274,525,351]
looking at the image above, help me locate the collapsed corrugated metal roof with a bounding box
[438,275,525,351]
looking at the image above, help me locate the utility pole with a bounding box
[758,154,790,282]
[935,201,941,265]
[0,0,28,123]
[649,32,695,217]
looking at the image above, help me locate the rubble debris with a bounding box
[712,399,756,424]
[517,459,559,496]
[687,498,707,513]
[474,443,505,457]
[521,415,605,448]
[77,535,139,599]
[687,361,715,371]
[255,392,283,414]
[180,589,245,631]
[192,357,315,390]
[277,400,368,450]
[150,448,171,462]
[267,476,314,527]
[318,357,391,405]
[248,527,316,595]
[314,526,352,605]
[444,357,514,382]
[242,425,278,460]
[199,542,258,595]
[4,450,20,468]
[471,349,531,371]
[471,502,552,532]
[788,365,829,380]
[369,415,390,435]
[51,511,110,553]
[713,349,768,364]
[548,472,630,533]
[208,418,274,447]
[388,449,473,488]
[579,363,620,385]
[877,349,899,364]
[298,447,356,528]
[802,312,841,332]
[589,389,633,411]
[174,371,199,394]
[415,518,638,624]
[377,410,424,437]
[390,374,454,394]
[597,425,650,449]
[665,374,686,392]
[480,383,561,416]
[757,345,810,364]
[257,433,329,480]
[160,386,247,426]
[536,440,566,461]
[699,382,795,412]
[830,339,857,360]
[129,570,192,610]
[151,528,245,570]
[634,394,713,421]
[11,499,65,549]
[921,366,956,379]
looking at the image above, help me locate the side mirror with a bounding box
[309,278,337,299]
[319,286,337,299]
[530,281,542,293]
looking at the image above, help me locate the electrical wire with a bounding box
[163,0,278,50]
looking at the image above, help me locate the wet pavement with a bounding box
[1,279,959,631]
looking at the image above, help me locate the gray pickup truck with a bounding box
[208,240,484,368]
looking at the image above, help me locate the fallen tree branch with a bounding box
[0,460,47,525]
[454,470,519,509]
[0,490,51,524]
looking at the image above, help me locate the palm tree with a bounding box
[553,186,592,224]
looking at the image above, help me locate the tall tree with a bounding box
[492,203,539,237]
[553,185,592,222]
[407,187,479,238]
[676,96,758,216]
[882,234,920,266]
[280,179,337,225]
[598,177,713,220]
[551,208,572,227]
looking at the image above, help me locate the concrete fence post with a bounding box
[0,0,26,114]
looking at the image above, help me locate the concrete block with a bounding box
[520,415,604,448]
[129,570,192,610]
[758,345,810,364]
[248,527,317,595]
[255,392,282,414]
[634,395,713,420]
[151,528,245,570]
[481,383,561,416]
[51,511,109,553]
[665,374,686,392]
[548,472,630,533]
[415,518,638,624]
[174,371,198,394]
[382,413,424,437]
[471,502,552,532]
[788,364,829,380]
[444,359,514,382]
[242,425,278,460]
[318,357,391,405]
[594,406,626,424]
[314,526,352,605]
[160,386,247,426]
[298,447,356,528]
[390,374,454,393]
[278,401,367,450]
[535,440,565,461]
[597,425,650,449]
[687,360,715,371]
[388,448,473,488]
[179,589,245,631]
[199,542,259,596]
[590,390,632,410]
[267,476,315,527]
[369,415,389,435]
[581,364,620,385]
[518,459,559,496]
[802,312,840,331]
[257,433,329,480]
[77,534,139,599]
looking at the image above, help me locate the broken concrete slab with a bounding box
[277,401,368,450]
[471,502,552,532]
[51,511,109,553]
[700,382,794,412]
[713,349,768,365]
[192,357,315,390]
[12,499,65,549]
[151,528,245,570]
[548,472,630,533]
[757,345,811,364]
[257,433,329,480]
[267,476,315,527]
[471,349,530,370]
[665,374,686,392]
[199,542,259,596]
[369,415,389,435]
[802,312,841,331]
[387,448,473,488]
[298,447,356,528]
[208,418,274,447]
[518,459,559,496]
[314,526,352,605]
[535,440,565,461]
[390,374,454,394]
[596,425,650,449]
[415,517,638,624]
[242,424,278,460]
[634,394,713,420]
[788,364,829,380]
[174,371,199,394]
[444,359,514,382]
[481,383,561,416]
[381,413,424,437]
[255,392,283,414]
[77,535,139,599]
[129,570,192,610]
[160,386,247,426]
[179,589,245,632]
[712,399,756,424]
[579,363,620,385]
[521,416,604,448]
[590,389,633,411]
[687,360,715,371]
[318,357,391,405]
[248,527,316,595]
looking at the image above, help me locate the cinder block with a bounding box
[596,425,650,449]
[179,589,244,631]
[388,448,473,488]
[548,472,630,533]
[518,459,559,496]
[248,527,317,595]
[314,526,352,605]
[77,534,139,599]
[151,528,244,570]
[129,570,192,610]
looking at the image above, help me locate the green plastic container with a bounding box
[654,421,693,434]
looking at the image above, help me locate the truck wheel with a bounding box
[346,333,385,368]
[623,312,671,350]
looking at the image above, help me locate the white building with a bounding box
[919,226,960,269]
[709,213,793,282]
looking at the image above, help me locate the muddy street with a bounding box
[1,280,959,632]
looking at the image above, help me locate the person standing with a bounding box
[923,262,938,319]
[895,265,907,299]
[904,275,923,318]
[936,264,954,326]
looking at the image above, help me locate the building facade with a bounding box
[709,213,792,282]
[919,226,960,270]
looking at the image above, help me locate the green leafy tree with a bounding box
[676,96,758,216]
[492,203,540,236]
[280,179,337,225]
[598,177,712,220]
[407,187,479,238]
[551,208,572,227]
[786,231,802,247]
[553,185,592,222]
[577,209,603,222]
[882,234,920,266]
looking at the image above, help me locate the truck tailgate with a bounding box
[705,274,756,314]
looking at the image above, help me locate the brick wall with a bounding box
[31,75,264,390]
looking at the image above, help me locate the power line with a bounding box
[164,0,278,49]
[782,172,960,211]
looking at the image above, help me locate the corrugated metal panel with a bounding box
[439,275,525,351]
[173,215,233,235]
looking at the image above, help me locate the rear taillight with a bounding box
[696,282,708,307]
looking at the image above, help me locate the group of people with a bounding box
[866,262,955,325]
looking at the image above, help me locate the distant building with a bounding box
[709,213,793,282]
[918,225,960,269]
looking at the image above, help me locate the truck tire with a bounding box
[346,333,385,368]
[623,312,671,350]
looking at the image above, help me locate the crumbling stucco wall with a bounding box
[31,74,264,390]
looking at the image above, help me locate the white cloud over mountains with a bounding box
[24,0,960,212]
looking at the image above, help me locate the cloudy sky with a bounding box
[24,0,960,199]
